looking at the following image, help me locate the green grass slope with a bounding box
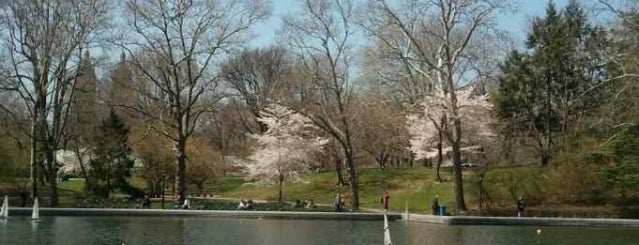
[211,168,460,213]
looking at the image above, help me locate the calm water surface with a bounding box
[1,216,638,245]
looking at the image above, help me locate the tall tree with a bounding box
[363,0,507,212]
[604,124,639,198]
[0,0,110,206]
[132,126,175,207]
[238,104,328,203]
[121,0,268,205]
[497,1,607,166]
[282,0,361,210]
[352,96,409,170]
[87,111,135,198]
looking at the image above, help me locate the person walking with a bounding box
[182,197,191,210]
[381,191,390,211]
[516,196,525,217]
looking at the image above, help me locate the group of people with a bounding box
[136,195,152,209]
[293,199,316,209]
[135,191,526,217]
[237,198,255,210]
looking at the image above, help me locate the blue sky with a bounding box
[250,0,574,48]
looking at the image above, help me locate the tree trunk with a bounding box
[436,115,445,182]
[334,158,346,186]
[447,67,467,212]
[174,138,187,206]
[541,149,551,167]
[161,178,166,209]
[74,148,91,187]
[30,123,38,200]
[278,172,284,204]
[543,70,553,167]
[171,178,175,202]
[106,160,111,198]
[39,165,47,186]
[436,141,443,182]
[376,152,385,169]
[477,170,487,209]
[345,148,359,211]
[451,120,467,212]
[44,146,58,207]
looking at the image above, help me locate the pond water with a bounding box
[1,216,637,245]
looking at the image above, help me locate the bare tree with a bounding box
[282,0,361,210]
[219,47,292,134]
[363,0,507,212]
[598,0,639,84]
[0,0,110,206]
[351,95,410,170]
[359,28,432,108]
[121,0,268,205]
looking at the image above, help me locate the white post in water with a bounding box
[1,195,8,218]
[31,198,39,220]
[383,212,392,245]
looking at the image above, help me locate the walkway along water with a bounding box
[402,213,639,227]
[4,207,639,227]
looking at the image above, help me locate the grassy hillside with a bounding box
[37,167,461,213]
[208,167,462,214]
[5,165,637,217]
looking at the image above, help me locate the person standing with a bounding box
[338,194,346,212]
[431,195,440,215]
[333,193,342,212]
[142,195,151,209]
[516,196,525,217]
[381,191,390,211]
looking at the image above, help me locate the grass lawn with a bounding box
[52,176,149,207]
[10,165,636,217]
[14,167,478,213]
[209,167,466,214]
[57,179,87,207]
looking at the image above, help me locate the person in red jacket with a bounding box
[381,191,390,211]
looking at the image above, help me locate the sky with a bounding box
[249,0,575,48]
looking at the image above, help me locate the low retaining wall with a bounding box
[403,213,639,228]
[6,207,402,221]
[6,207,639,227]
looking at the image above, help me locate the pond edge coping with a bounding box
[5,208,639,227]
[403,213,639,227]
[5,207,401,221]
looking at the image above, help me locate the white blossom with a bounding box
[407,87,495,160]
[238,104,328,185]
